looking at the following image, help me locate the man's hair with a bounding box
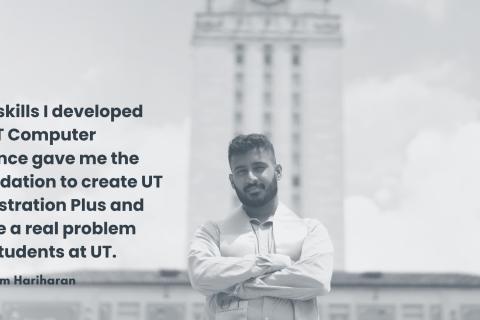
[228,133,276,164]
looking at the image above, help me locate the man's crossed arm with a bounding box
[187,221,292,296]
[187,220,333,301]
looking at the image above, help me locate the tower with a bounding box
[188,0,345,269]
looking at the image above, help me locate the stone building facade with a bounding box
[1,271,480,320]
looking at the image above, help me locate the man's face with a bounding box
[229,148,282,207]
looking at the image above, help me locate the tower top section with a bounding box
[194,0,341,44]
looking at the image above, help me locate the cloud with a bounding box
[345,62,479,197]
[401,124,480,218]
[347,123,480,274]
[345,64,480,274]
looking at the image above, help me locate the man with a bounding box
[188,133,334,320]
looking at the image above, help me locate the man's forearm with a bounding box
[233,252,333,301]
[188,252,292,296]
[189,253,264,295]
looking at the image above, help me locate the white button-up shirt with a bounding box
[188,203,334,320]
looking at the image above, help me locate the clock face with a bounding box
[252,0,285,7]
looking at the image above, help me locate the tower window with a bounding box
[263,112,272,126]
[235,44,245,65]
[292,193,301,212]
[292,112,301,126]
[264,18,271,29]
[291,18,299,29]
[292,175,301,187]
[292,152,300,166]
[292,132,300,144]
[235,90,243,105]
[235,111,243,124]
[292,92,301,108]
[264,44,273,66]
[292,45,301,66]
[264,72,272,86]
[292,73,301,86]
[235,72,244,84]
[236,18,244,29]
[264,91,272,107]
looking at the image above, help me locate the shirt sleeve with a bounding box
[233,219,334,301]
[188,221,290,296]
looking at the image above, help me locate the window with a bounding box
[117,302,140,320]
[236,18,243,29]
[192,303,205,320]
[292,152,300,166]
[292,193,301,212]
[292,92,301,108]
[99,303,112,320]
[430,305,442,320]
[146,303,186,320]
[292,132,300,144]
[292,72,301,86]
[264,91,272,107]
[235,72,244,84]
[292,175,301,187]
[461,305,480,320]
[263,112,272,126]
[264,72,272,86]
[235,44,245,65]
[402,304,424,320]
[292,45,301,66]
[235,111,243,124]
[291,18,299,29]
[292,112,301,126]
[264,18,271,28]
[357,305,395,320]
[264,44,273,66]
[235,90,243,105]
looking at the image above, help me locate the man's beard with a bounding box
[233,176,278,208]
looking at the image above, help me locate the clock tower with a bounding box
[189,0,345,269]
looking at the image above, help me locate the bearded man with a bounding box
[188,133,334,320]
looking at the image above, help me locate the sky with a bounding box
[340,0,480,274]
[0,0,479,276]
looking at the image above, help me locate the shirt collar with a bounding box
[241,205,277,225]
[248,214,275,225]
